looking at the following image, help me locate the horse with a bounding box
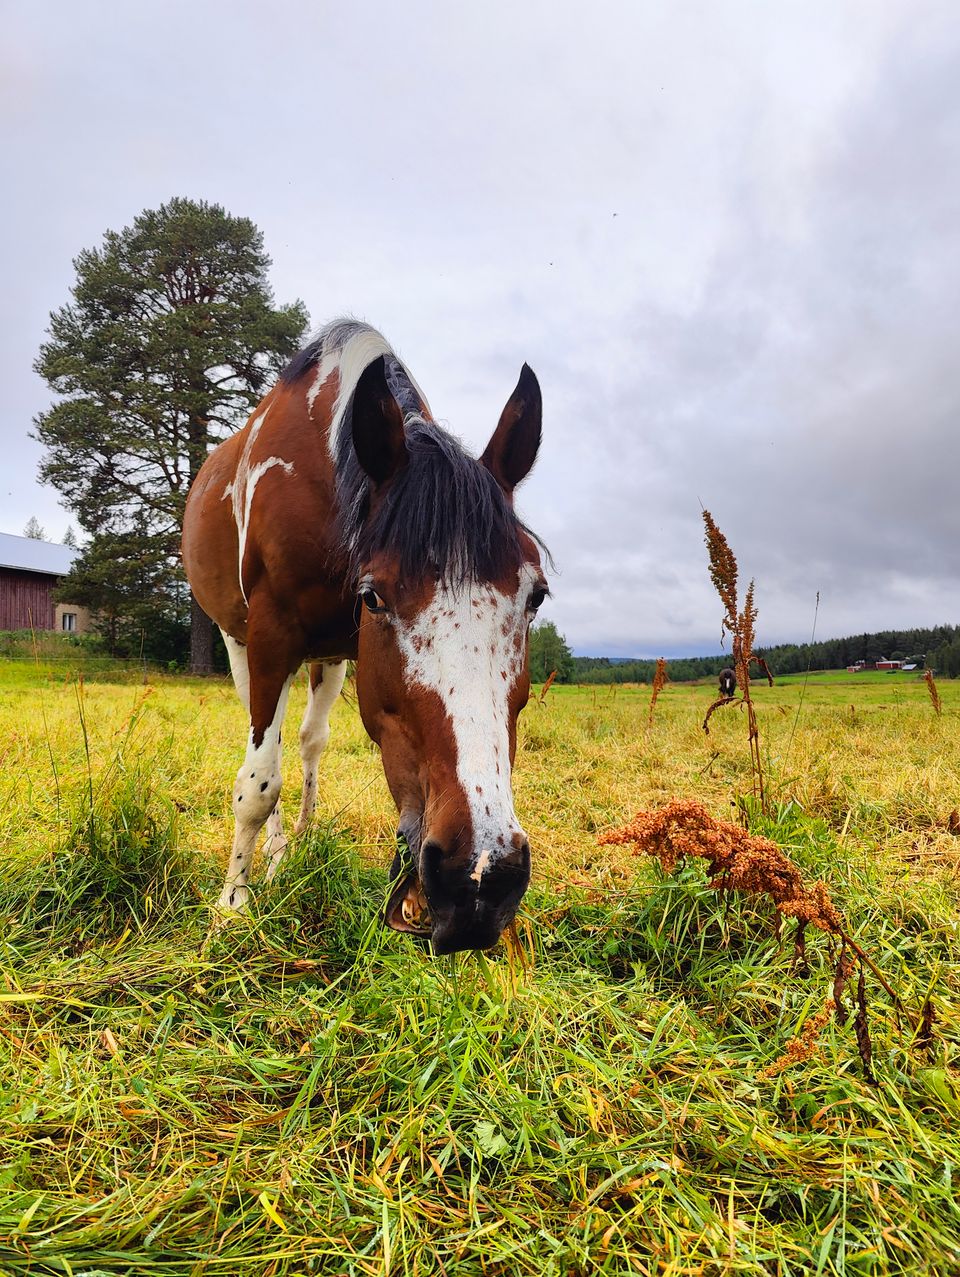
[182,320,547,954]
[718,668,736,698]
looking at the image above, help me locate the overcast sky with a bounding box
[4,1,958,655]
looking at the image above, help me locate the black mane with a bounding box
[283,321,542,586]
[338,372,535,586]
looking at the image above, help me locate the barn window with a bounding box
[62,613,77,632]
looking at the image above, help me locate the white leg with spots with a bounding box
[217,674,292,909]
[263,738,287,881]
[294,660,347,835]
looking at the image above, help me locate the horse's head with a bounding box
[349,356,545,954]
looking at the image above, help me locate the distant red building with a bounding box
[0,533,81,632]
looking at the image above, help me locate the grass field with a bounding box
[1,660,958,1275]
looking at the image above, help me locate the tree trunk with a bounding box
[189,593,215,674]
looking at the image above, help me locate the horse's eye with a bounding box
[528,586,548,612]
[360,587,388,614]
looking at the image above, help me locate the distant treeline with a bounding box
[573,624,960,684]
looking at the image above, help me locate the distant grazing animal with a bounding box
[182,320,547,954]
[719,668,737,698]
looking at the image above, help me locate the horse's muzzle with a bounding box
[419,837,531,955]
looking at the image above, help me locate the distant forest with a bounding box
[572,624,960,684]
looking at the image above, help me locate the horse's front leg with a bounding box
[261,759,287,880]
[218,660,294,910]
[289,659,348,840]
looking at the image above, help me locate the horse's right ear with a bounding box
[481,363,542,495]
[352,356,408,485]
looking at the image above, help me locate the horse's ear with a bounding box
[352,356,408,484]
[481,363,542,494]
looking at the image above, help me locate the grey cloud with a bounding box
[3,0,957,653]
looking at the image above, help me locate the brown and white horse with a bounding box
[182,320,547,954]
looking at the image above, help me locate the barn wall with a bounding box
[0,568,57,630]
[54,602,94,635]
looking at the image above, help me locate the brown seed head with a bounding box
[702,509,738,637]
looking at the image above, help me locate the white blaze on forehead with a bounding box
[393,564,538,876]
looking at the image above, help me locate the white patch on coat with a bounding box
[237,456,295,602]
[393,565,537,876]
[306,348,340,417]
[224,404,296,603]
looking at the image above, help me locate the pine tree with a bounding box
[34,197,308,671]
[529,620,575,683]
[54,518,187,662]
[23,516,48,540]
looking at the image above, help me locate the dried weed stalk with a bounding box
[647,658,668,726]
[924,669,942,716]
[701,511,773,809]
[537,669,558,706]
[703,511,738,637]
[599,800,918,1081]
[759,1002,835,1078]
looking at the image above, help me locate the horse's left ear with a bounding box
[352,356,408,485]
[481,364,542,494]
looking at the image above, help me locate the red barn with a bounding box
[0,533,82,632]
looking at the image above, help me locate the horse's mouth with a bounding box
[384,870,432,935]
[399,879,432,934]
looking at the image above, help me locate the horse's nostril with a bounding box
[419,839,445,872]
[506,835,531,871]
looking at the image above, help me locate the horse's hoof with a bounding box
[215,884,251,911]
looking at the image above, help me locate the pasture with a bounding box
[1,661,958,1275]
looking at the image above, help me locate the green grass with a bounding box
[0,665,958,1274]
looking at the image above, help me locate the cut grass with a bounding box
[0,665,958,1274]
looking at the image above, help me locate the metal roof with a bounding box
[0,531,78,576]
